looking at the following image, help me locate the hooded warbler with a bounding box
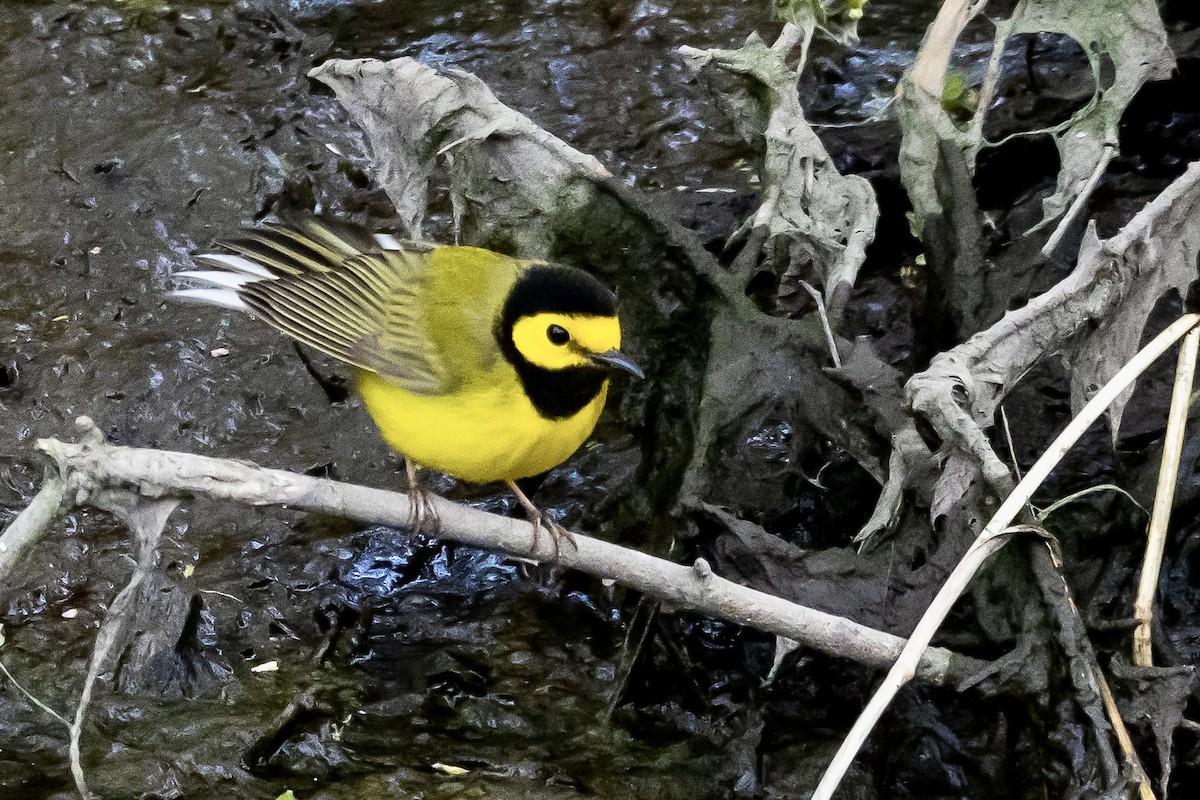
[174,217,641,550]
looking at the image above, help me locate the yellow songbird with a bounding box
[174,217,641,550]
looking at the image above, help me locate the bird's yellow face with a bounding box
[511,312,622,371]
[497,264,642,421]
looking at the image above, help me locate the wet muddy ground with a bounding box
[3,1,1200,798]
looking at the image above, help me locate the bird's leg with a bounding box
[405,459,441,535]
[505,479,576,562]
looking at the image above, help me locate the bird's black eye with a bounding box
[547,324,570,345]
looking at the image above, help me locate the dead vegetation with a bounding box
[2,0,1200,797]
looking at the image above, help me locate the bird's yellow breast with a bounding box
[356,365,609,483]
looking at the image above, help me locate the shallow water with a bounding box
[3,1,1197,798]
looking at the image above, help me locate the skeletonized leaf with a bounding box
[994,0,1175,229]
[899,0,1173,241]
[680,31,877,320]
[1065,176,1200,437]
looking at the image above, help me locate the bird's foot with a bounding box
[405,460,441,535]
[531,510,577,563]
[506,479,577,563]
[405,484,441,535]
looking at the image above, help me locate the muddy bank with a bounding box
[2,1,1200,799]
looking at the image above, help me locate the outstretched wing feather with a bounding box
[200,219,450,394]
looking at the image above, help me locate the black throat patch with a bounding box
[497,265,617,420]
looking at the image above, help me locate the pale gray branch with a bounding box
[4,417,990,687]
[0,467,66,584]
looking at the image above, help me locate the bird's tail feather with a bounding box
[170,217,406,313]
[171,287,250,311]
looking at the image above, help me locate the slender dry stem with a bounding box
[909,0,988,96]
[0,468,66,588]
[1098,667,1157,799]
[1133,325,1200,665]
[799,279,841,368]
[1041,145,1115,256]
[0,648,71,728]
[67,497,176,800]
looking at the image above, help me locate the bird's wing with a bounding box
[190,219,451,395]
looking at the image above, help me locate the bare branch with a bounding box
[0,468,65,587]
[1040,144,1114,257]
[4,418,990,688]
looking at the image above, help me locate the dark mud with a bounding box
[2,1,1200,799]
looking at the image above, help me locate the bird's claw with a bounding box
[504,479,576,564]
[529,511,577,564]
[404,461,441,535]
[406,485,441,535]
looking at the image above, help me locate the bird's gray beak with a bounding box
[589,348,644,379]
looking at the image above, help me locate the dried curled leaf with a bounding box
[991,0,1175,229]
[680,30,878,320]
[1065,169,1200,436]
[308,58,610,249]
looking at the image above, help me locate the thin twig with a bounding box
[607,598,658,716]
[1000,406,1023,482]
[0,641,71,728]
[770,22,804,59]
[67,498,176,800]
[799,280,842,368]
[1035,543,1156,798]
[1098,667,1158,799]
[1041,145,1115,256]
[965,14,1009,155]
[813,313,1200,800]
[814,528,1016,800]
[198,588,244,603]
[0,468,66,590]
[1133,325,1200,665]
[908,0,988,96]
